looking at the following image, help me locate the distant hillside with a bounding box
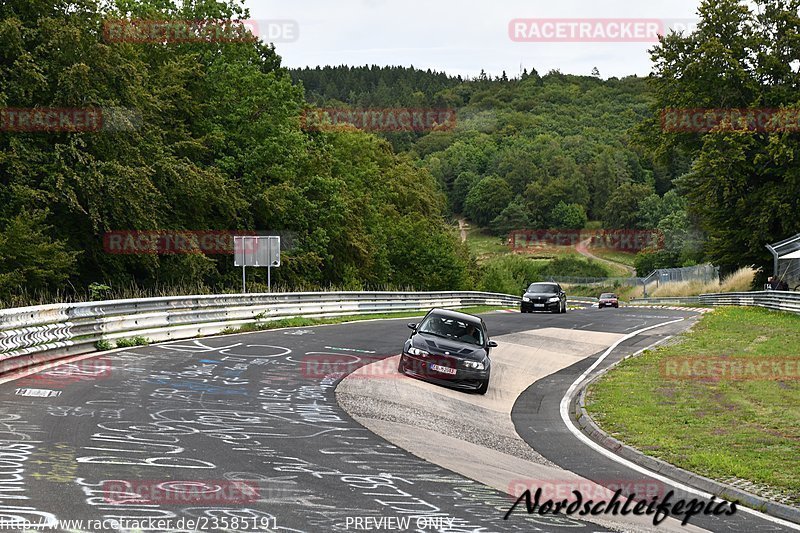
[291,65,699,272]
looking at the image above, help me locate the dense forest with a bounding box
[291,66,703,273]
[1,0,798,305]
[0,0,474,304]
[292,0,800,279]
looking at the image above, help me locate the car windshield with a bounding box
[417,315,484,346]
[601,293,617,299]
[527,283,558,294]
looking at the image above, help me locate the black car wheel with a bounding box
[397,356,406,374]
[561,301,567,313]
[476,375,489,395]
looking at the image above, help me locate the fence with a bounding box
[548,264,720,297]
[546,276,643,287]
[644,264,719,285]
[0,291,521,375]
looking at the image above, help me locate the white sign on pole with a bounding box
[234,236,280,292]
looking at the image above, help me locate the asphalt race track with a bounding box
[0,307,796,532]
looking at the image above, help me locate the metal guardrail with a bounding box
[630,291,800,314]
[0,291,521,375]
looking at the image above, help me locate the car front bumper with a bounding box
[521,300,561,312]
[400,353,489,390]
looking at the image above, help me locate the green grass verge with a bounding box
[464,229,511,262]
[220,306,511,335]
[589,249,638,268]
[586,307,800,501]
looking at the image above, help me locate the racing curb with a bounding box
[569,354,800,525]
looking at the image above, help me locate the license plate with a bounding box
[533,304,545,308]
[430,364,456,375]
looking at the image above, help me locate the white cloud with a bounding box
[246,0,702,78]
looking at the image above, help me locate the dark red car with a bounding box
[599,293,619,308]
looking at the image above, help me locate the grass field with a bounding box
[588,249,638,268]
[585,307,800,503]
[464,228,616,264]
[464,229,510,262]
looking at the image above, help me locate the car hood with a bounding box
[524,292,559,299]
[410,333,486,361]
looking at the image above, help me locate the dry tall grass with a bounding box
[650,267,757,297]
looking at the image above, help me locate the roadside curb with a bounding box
[569,350,800,526]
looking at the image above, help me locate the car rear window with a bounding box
[600,293,617,298]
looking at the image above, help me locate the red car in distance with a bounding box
[598,293,619,308]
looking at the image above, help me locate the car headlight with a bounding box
[547,297,560,303]
[522,297,531,302]
[407,346,429,357]
[463,361,485,370]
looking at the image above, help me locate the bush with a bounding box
[477,255,611,294]
[89,283,112,301]
[464,176,514,226]
[490,196,530,236]
[549,201,587,229]
[633,249,680,275]
[115,336,151,348]
[478,255,544,294]
[95,340,113,351]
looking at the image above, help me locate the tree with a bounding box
[636,190,686,229]
[490,196,530,236]
[658,210,704,265]
[0,0,476,299]
[645,0,800,274]
[549,201,587,229]
[0,211,78,298]
[602,183,655,229]
[633,249,679,275]
[464,176,514,227]
[451,172,481,213]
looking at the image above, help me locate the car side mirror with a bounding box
[487,340,498,348]
[407,323,418,331]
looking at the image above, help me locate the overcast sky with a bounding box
[246,0,703,79]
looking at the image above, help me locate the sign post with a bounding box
[234,236,281,293]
